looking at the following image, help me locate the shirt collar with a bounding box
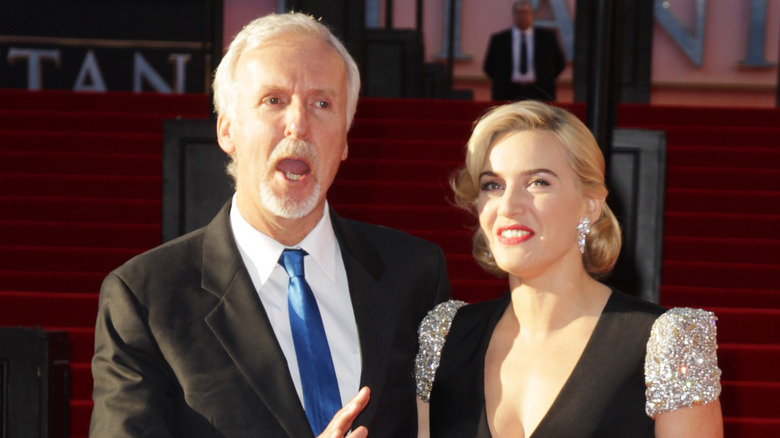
[513,26,533,36]
[229,195,338,286]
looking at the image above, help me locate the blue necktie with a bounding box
[278,249,341,435]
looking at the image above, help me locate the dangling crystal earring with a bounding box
[577,218,591,254]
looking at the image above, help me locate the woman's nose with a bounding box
[497,186,526,217]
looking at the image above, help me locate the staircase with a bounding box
[0,89,778,437]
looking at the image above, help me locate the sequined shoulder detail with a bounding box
[645,307,722,417]
[415,300,467,402]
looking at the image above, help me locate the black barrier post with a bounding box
[206,0,223,116]
[576,0,623,176]
[445,0,456,97]
[588,0,622,176]
[385,0,394,28]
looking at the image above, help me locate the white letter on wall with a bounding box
[73,50,107,91]
[654,0,706,66]
[134,52,172,93]
[169,54,191,94]
[7,48,61,90]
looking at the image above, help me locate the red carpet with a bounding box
[0,89,778,437]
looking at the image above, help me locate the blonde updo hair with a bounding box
[451,100,621,278]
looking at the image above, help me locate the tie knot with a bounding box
[279,248,308,278]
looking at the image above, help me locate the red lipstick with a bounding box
[496,224,534,244]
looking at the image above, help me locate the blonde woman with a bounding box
[416,101,722,437]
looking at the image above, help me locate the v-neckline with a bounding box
[479,290,616,438]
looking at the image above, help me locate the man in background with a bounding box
[484,0,566,101]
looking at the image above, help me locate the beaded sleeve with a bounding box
[645,308,722,417]
[415,300,467,402]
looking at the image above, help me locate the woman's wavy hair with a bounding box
[451,100,622,279]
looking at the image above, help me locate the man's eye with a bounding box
[267,97,281,105]
[316,101,330,109]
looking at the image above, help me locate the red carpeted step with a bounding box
[660,286,780,309]
[0,88,210,115]
[667,145,780,169]
[0,270,105,293]
[329,180,452,205]
[70,362,93,403]
[724,417,780,438]
[445,254,492,280]
[719,344,780,383]
[662,260,780,290]
[356,97,497,121]
[665,188,780,215]
[0,246,142,275]
[617,103,780,128]
[403,229,474,255]
[0,109,206,134]
[0,150,161,176]
[664,212,780,240]
[1,130,163,154]
[0,173,160,198]
[0,291,98,327]
[0,220,159,248]
[337,158,461,182]
[663,126,780,148]
[450,278,506,303]
[349,118,473,141]
[707,307,780,344]
[347,139,466,160]
[331,204,473,230]
[44,326,95,364]
[663,236,780,265]
[69,399,92,438]
[0,196,160,223]
[666,166,780,191]
[721,381,780,419]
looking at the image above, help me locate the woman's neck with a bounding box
[506,272,611,338]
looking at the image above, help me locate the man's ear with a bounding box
[216,115,235,154]
[341,141,348,161]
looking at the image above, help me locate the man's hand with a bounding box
[317,387,371,438]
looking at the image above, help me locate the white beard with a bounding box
[258,138,321,219]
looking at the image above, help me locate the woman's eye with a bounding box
[529,178,549,187]
[480,181,502,191]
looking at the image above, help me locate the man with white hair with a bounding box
[90,12,451,438]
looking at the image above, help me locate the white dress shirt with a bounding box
[229,195,361,408]
[512,26,537,83]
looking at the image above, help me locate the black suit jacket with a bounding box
[483,27,565,101]
[90,202,451,437]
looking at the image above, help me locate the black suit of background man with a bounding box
[484,1,566,101]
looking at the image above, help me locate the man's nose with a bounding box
[284,100,310,140]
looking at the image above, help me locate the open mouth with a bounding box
[275,158,311,181]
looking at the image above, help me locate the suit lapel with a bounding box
[330,209,396,428]
[200,203,313,438]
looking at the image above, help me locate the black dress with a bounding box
[428,290,666,438]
